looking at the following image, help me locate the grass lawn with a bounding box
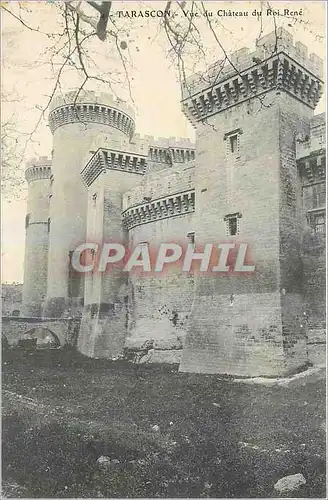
[2,348,326,498]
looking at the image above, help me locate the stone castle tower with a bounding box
[21,28,326,375]
[23,158,52,316]
[179,28,324,375]
[44,91,136,318]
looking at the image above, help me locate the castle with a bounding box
[19,28,326,375]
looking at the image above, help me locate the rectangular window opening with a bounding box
[224,212,242,236]
[187,231,195,245]
[230,134,238,153]
[224,128,242,155]
[229,217,237,236]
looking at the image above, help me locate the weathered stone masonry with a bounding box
[18,28,325,374]
[179,27,325,375]
[22,158,52,317]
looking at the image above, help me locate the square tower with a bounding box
[180,29,324,376]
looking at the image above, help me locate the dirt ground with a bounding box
[2,348,326,498]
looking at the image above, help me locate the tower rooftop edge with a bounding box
[49,89,135,119]
[182,27,323,99]
[25,157,52,183]
[181,28,324,125]
[48,89,136,138]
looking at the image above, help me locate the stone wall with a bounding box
[79,155,196,361]
[45,90,135,318]
[277,94,313,370]
[2,316,80,347]
[122,164,194,211]
[126,214,195,363]
[78,168,142,359]
[23,161,51,316]
[180,90,312,376]
[298,113,326,366]
[302,253,326,365]
[22,30,324,373]
[2,284,23,316]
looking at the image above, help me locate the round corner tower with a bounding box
[44,89,135,318]
[22,157,52,316]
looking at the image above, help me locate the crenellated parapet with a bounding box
[81,135,195,186]
[25,157,52,184]
[49,90,135,116]
[132,133,194,148]
[48,89,135,139]
[148,146,195,164]
[122,189,195,231]
[131,134,196,165]
[182,28,324,125]
[148,137,195,165]
[147,136,195,149]
[81,147,147,187]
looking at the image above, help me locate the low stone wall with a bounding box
[2,315,323,368]
[2,316,80,347]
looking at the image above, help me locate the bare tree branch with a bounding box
[1,0,324,201]
[87,1,111,40]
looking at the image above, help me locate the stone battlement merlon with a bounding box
[148,146,195,164]
[25,163,52,184]
[26,156,52,168]
[182,28,323,100]
[132,133,195,151]
[48,90,136,138]
[49,89,135,118]
[149,136,195,150]
[25,157,52,183]
[130,134,195,164]
[182,52,324,124]
[122,189,195,231]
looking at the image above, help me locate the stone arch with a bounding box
[24,327,61,348]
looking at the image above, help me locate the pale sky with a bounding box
[1,0,326,283]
